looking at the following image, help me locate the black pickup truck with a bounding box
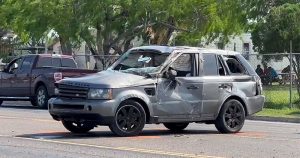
[0,54,97,108]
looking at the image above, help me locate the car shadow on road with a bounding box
[16,129,219,140]
[0,105,45,110]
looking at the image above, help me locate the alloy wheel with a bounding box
[224,102,244,129]
[116,105,142,133]
[37,89,46,106]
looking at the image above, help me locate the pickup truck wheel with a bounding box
[109,100,146,137]
[163,123,189,131]
[215,99,245,133]
[62,121,94,133]
[35,85,49,109]
[30,97,37,106]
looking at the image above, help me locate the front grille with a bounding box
[57,84,89,99]
[53,104,85,110]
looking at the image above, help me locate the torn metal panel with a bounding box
[155,77,203,117]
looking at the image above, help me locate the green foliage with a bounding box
[252,3,300,53]
[0,0,258,51]
[251,3,300,100]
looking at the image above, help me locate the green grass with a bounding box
[256,108,300,118]
[255,85,300,118]
[263,85,299,109]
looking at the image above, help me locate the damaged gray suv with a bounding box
[48,46,265,136]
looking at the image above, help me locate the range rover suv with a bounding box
[48,46,265,136]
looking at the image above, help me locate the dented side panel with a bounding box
[154,77,203,121]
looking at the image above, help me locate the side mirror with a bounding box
[165,68,177,80]
[14,63,18,69]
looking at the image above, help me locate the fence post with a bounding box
[289,41,293,108]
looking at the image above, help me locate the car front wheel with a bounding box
[163,123,189,131]
[34,85,49,109]
[62,120,94,133]
[109,100,146,137]
[215,99,245,133]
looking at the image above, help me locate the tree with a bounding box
[0,0,78,55]
[0,0,260,69]
[251,3,300,96]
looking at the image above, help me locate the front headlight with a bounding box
[54,88,59,95]
[88,89,112,100]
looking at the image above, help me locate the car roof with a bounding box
[130,45,240,56]
[22,54,74,59]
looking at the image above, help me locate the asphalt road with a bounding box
[0,101,299,158]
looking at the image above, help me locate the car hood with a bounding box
[59,70,156,88]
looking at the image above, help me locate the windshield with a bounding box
[112,50,169,76]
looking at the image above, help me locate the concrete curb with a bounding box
[247,116,300,123]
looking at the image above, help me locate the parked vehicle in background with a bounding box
[49,46,265,136]
[0,54,97,108]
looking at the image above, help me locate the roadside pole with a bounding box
[45,38,48,54]
[289,41,293,108]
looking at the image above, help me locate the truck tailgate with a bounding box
[58,68,98,78]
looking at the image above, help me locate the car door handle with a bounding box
[187,85,199,90]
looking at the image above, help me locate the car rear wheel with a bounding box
[34,85,49,109]
[215,99,245,133]
[163,123,189,131]
[109,100,146,137]
[62,120,94,133]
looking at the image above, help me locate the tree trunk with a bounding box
[150,17,175,45]
[96,24,104,56]
[59,37,72,55]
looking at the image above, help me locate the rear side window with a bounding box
[61,58,77,68]
[203,54,218,76]
[36,57,52,67]
[52,58,62,67]
[225,56,246,74]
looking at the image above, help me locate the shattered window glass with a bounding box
[171,54,192,77]
[113,50,169,76]
[225,56,245,74]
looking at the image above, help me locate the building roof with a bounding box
[131,45,240,55]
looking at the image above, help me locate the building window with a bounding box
[243,43,250,60]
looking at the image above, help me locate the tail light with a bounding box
[255,76,263,95]
[54,72,63,82]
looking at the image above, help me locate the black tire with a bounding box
[0,100,3,106]
[215,99,245,133]
[109,100,146,137]
[30,97,37,106]
[163,123,189,131]
[34,85,49,109]
[62,120,94,133]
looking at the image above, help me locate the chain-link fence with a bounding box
[246,53,300,109]
[73,54,120,70]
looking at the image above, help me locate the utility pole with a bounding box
[289,40,293,108]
